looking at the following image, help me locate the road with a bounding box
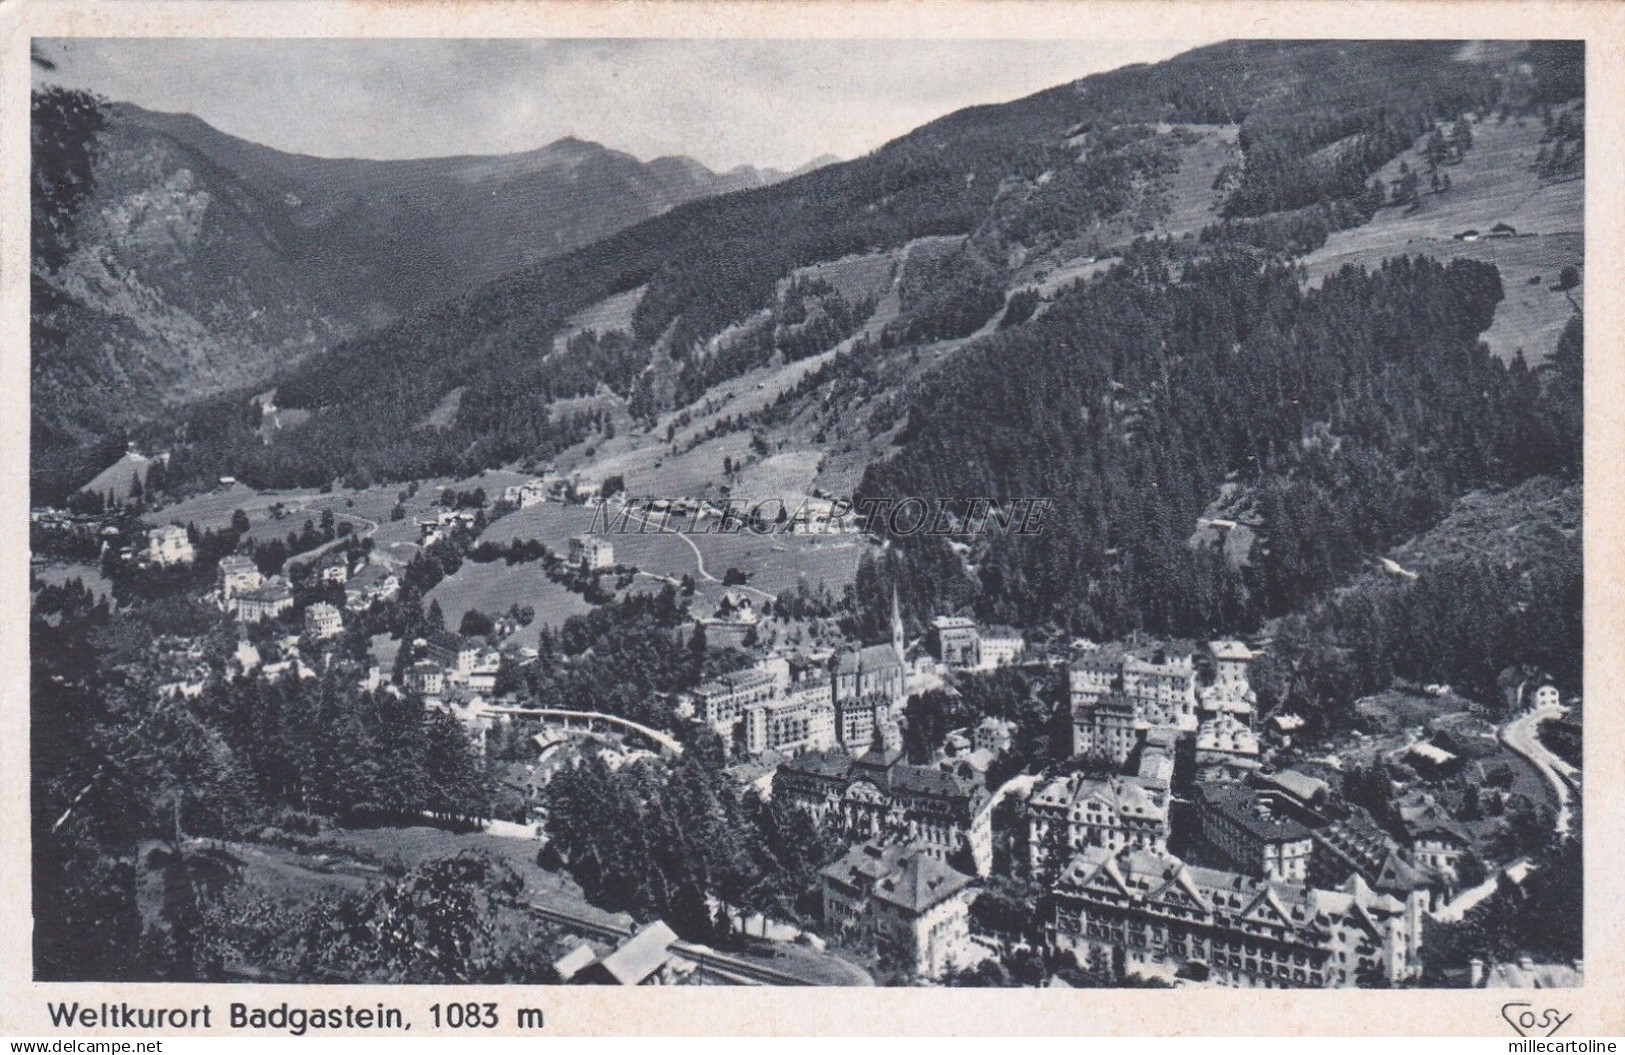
[1501,704,1575,836]
[279,504,381,575]
[613,502,777,603]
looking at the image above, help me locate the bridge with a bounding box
[484,706,684,758]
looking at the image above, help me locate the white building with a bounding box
[146,525,195,567]
[217,554,263,601]
[303,602,344,639]
[569,535,615,570]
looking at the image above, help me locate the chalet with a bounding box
[1394,791,1472,880]
[1488,221,1517,238]
[502,479,550,508]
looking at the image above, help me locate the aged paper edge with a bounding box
[0,0,1619,1037]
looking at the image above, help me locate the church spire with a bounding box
[891,582,905,665]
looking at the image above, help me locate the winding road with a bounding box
[1501,704,1576,836]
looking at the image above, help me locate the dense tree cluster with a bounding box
[860,251,1577,647]
[545,746,844,939]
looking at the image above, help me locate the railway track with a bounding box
[526,901,813,986]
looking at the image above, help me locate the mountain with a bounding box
[52,41,1584,643]
[30,102,799,493]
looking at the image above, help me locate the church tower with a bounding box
[891,583,906,666]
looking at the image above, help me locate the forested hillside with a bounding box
[133,40,1583,496]
[30,101,809,499]
[855,252,1578,638]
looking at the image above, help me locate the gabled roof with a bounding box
[593,921,681,985]
[870,852,977,913]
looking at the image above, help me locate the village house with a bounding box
[502,479,551,509]
[314,550,350,585]
[1394,791,1472,881]
[1050,846,1427,988]
[236,577,294,623]
[1028,772,1172,873]
[774,747,993,875]
[820,840,979,980]
[303,601,344,639]
[146,524,195,567]
[568,535,615,571]
[344,563,400,612]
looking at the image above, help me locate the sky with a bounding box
[34,38,1206,172]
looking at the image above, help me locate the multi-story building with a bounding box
[303,601,344,639]
[405,659,446,698]
[1395,791,1471,881]
[835,692,899,752]
[1050,846,1426,988]
[1195,783,1314,882]
[1069,644,1199,762]
[1071,691,1143,765]
[236,577,294,623]
[147,525,195,567]
[973,716,1015,756]
[1194,713,1262,778]
[743,673,836,756]
[568,535,615,571]
[978,627,1026,669]
[820,840,979,979]
[426,630,480,675]
[217,555,263,601]
[466,649,502,694]
[928,616,981,669]
[774,748,993,875]
[1028,773,1171,874]
[695,667,779,736]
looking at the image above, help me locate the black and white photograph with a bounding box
[25,27,1586,1003]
